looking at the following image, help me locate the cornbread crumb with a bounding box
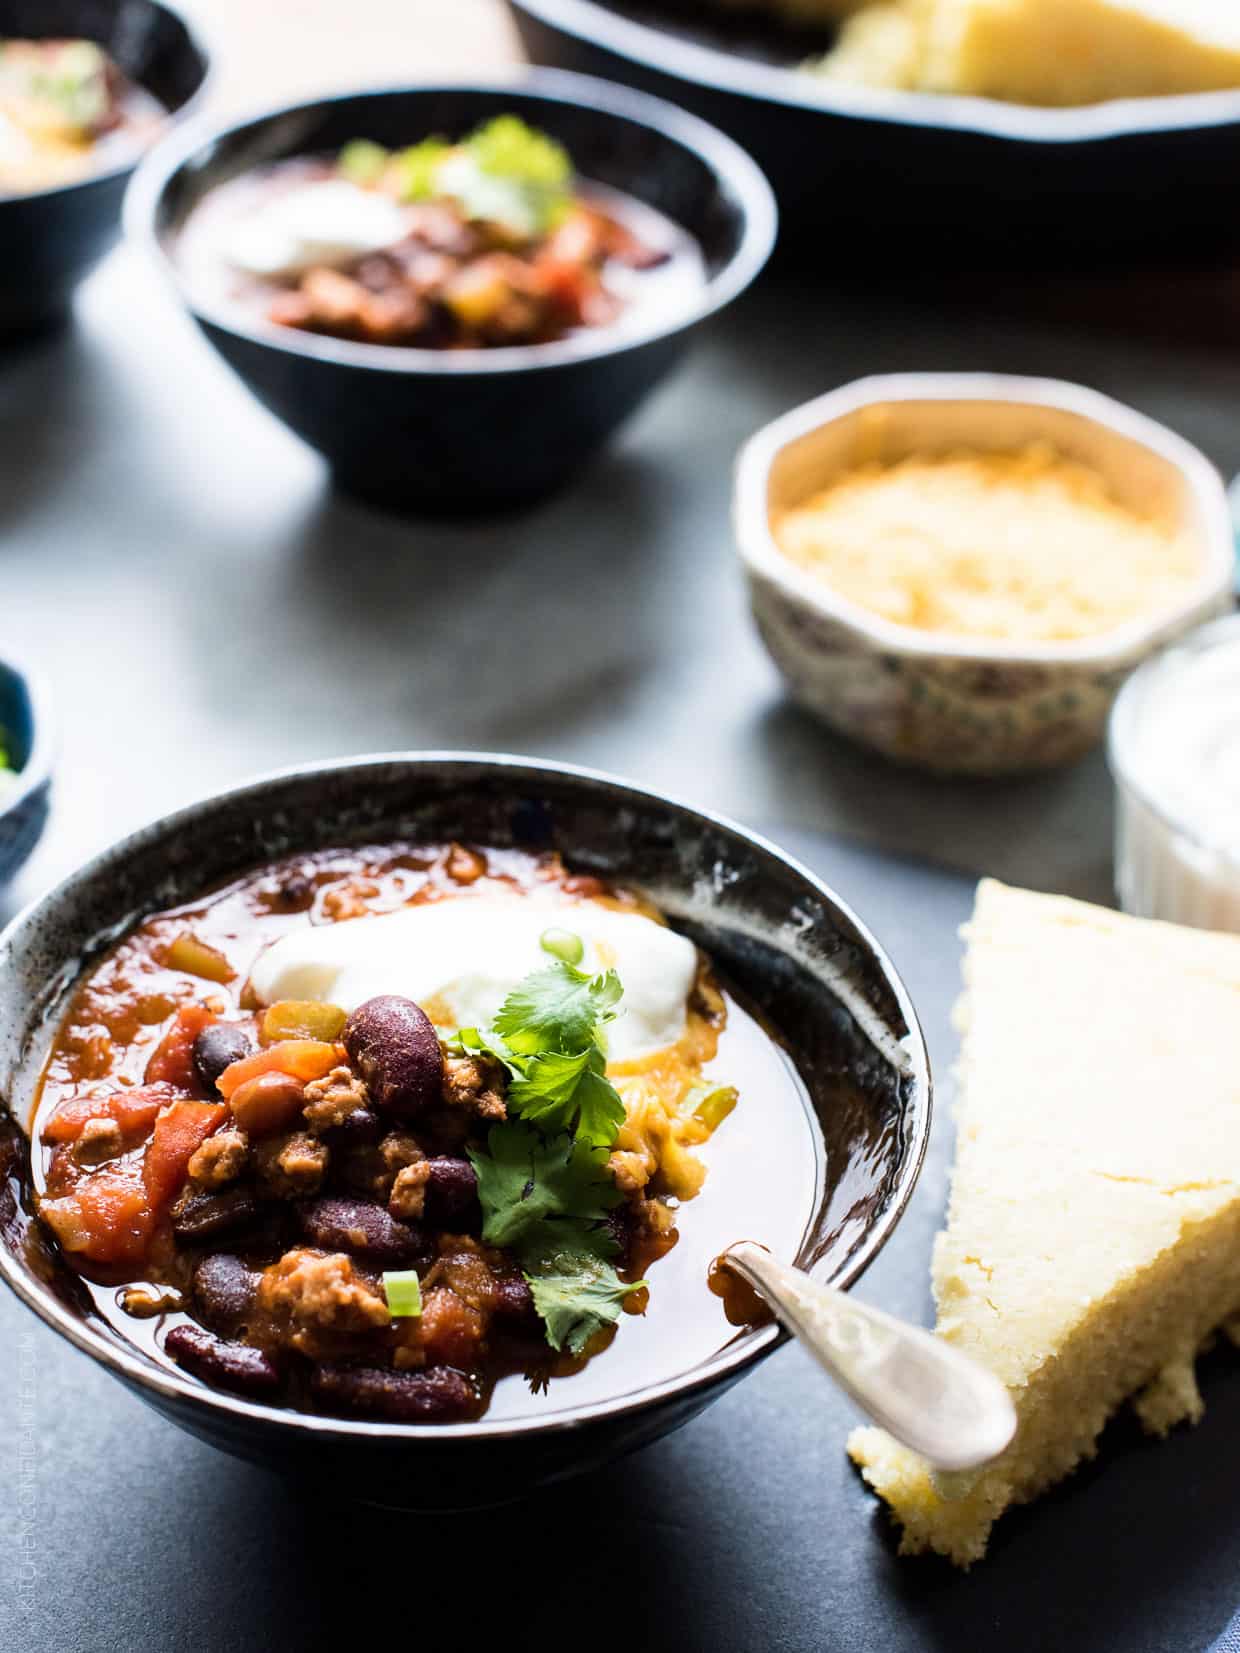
[773,446,1199,643]
[849,881,1240,1566]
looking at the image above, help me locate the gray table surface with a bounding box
[17,239,1240,923]
[4,242,1240,1650]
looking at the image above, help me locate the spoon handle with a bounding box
[723,1240,1016,1474]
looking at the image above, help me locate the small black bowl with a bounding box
[0,753,928,1509]
[0,0,209,335]
[0,652,53,886]
[124,73,777,512]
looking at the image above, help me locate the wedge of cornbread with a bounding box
[849,880,1240,1566]
[812,0,1240,103]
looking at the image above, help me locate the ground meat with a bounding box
[270,266,429,346]
[445,843,486,884]
[258,1248,390,1353]
[71,1116,122,1166]
[254,1131,329,1198]
[395,1285,486,1372]
[302,1066,370,1134]
[608,1149,651,1196]
[319,880,379,922]
[188,1127,249,1188]
[442,1054,507,1122]
[388,1160,431,1221]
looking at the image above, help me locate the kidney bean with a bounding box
[423,1157,481,1232]
[491,1274,537,1327]
[191,1253,260,1331]
[343,996,443,1116]
[604,1204,635,1269]
[298,1196,422,1266]
[324,1105,383,1146]
[230,1070,306,1137]
[172,1186,263,1243]
[193,1023,254,1094]
[310,1363,478,1422]
[165,1324,280,1398]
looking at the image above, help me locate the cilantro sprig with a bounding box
[458,958,626,1148]
[463,952,645,1355]
[469,1121,643,1355]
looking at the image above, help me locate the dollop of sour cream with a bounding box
[223,179,409,280]
[1113,619,1240,932]
[249,894,699,1064]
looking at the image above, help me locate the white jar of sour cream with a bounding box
[1109,613,1240,932]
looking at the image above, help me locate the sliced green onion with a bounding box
[382,1270,422,1318]
[691,1084,739,1132]
[540,927,584,966]
[338,138,389,187]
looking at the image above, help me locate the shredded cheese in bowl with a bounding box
[771,444,1202,644]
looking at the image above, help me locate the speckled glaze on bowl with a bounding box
[0,656,53,886]
[0,753,928,1509]
[125,74,776,513]
[735,375,1237,776]
[0,0,210,335]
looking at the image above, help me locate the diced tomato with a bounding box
[144,1005,217,1091]
[40,1083,175,1146]
[533,257,591,323]
[215,1040,338,1100]
[39,1165,151,1267]
[142,1099,226,1215]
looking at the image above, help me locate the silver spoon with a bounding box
[722,1240,1017,1473]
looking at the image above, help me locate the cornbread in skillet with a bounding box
[804,1,1240,104]
[771,446,1200,643]
[849,880,1240,1566]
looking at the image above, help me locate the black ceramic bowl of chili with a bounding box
[0,754,928,1510]
[124,72,777,513]
[0,0,208,335]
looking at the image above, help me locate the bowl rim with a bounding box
[510,0,1240,146]
[122,67,778,378]
[0,749,930,1444]
[733,371,1237,669]
[0,652,55,824]
[0,0,214,208]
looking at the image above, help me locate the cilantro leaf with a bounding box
[506,1042,627,1148]
[571,1053,628,1148]
[454,1023,521,1079]
[525,1247,646,1355]
[468,1122,620,1250]
[507,1047,592,1134]
[493,962,621,1057]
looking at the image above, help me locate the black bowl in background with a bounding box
[124,73,777,513]
[0,0,209,334]
[509,0,1240,265]
[0,753,929,1510]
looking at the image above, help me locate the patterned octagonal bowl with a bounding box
[735,373,1236,776]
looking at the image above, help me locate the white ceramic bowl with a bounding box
[735,373,1236,775]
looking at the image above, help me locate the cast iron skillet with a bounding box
[125,73,777,513]
[0,753,929,1509]
[508,0,1240,263]
[0,0,209,334]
